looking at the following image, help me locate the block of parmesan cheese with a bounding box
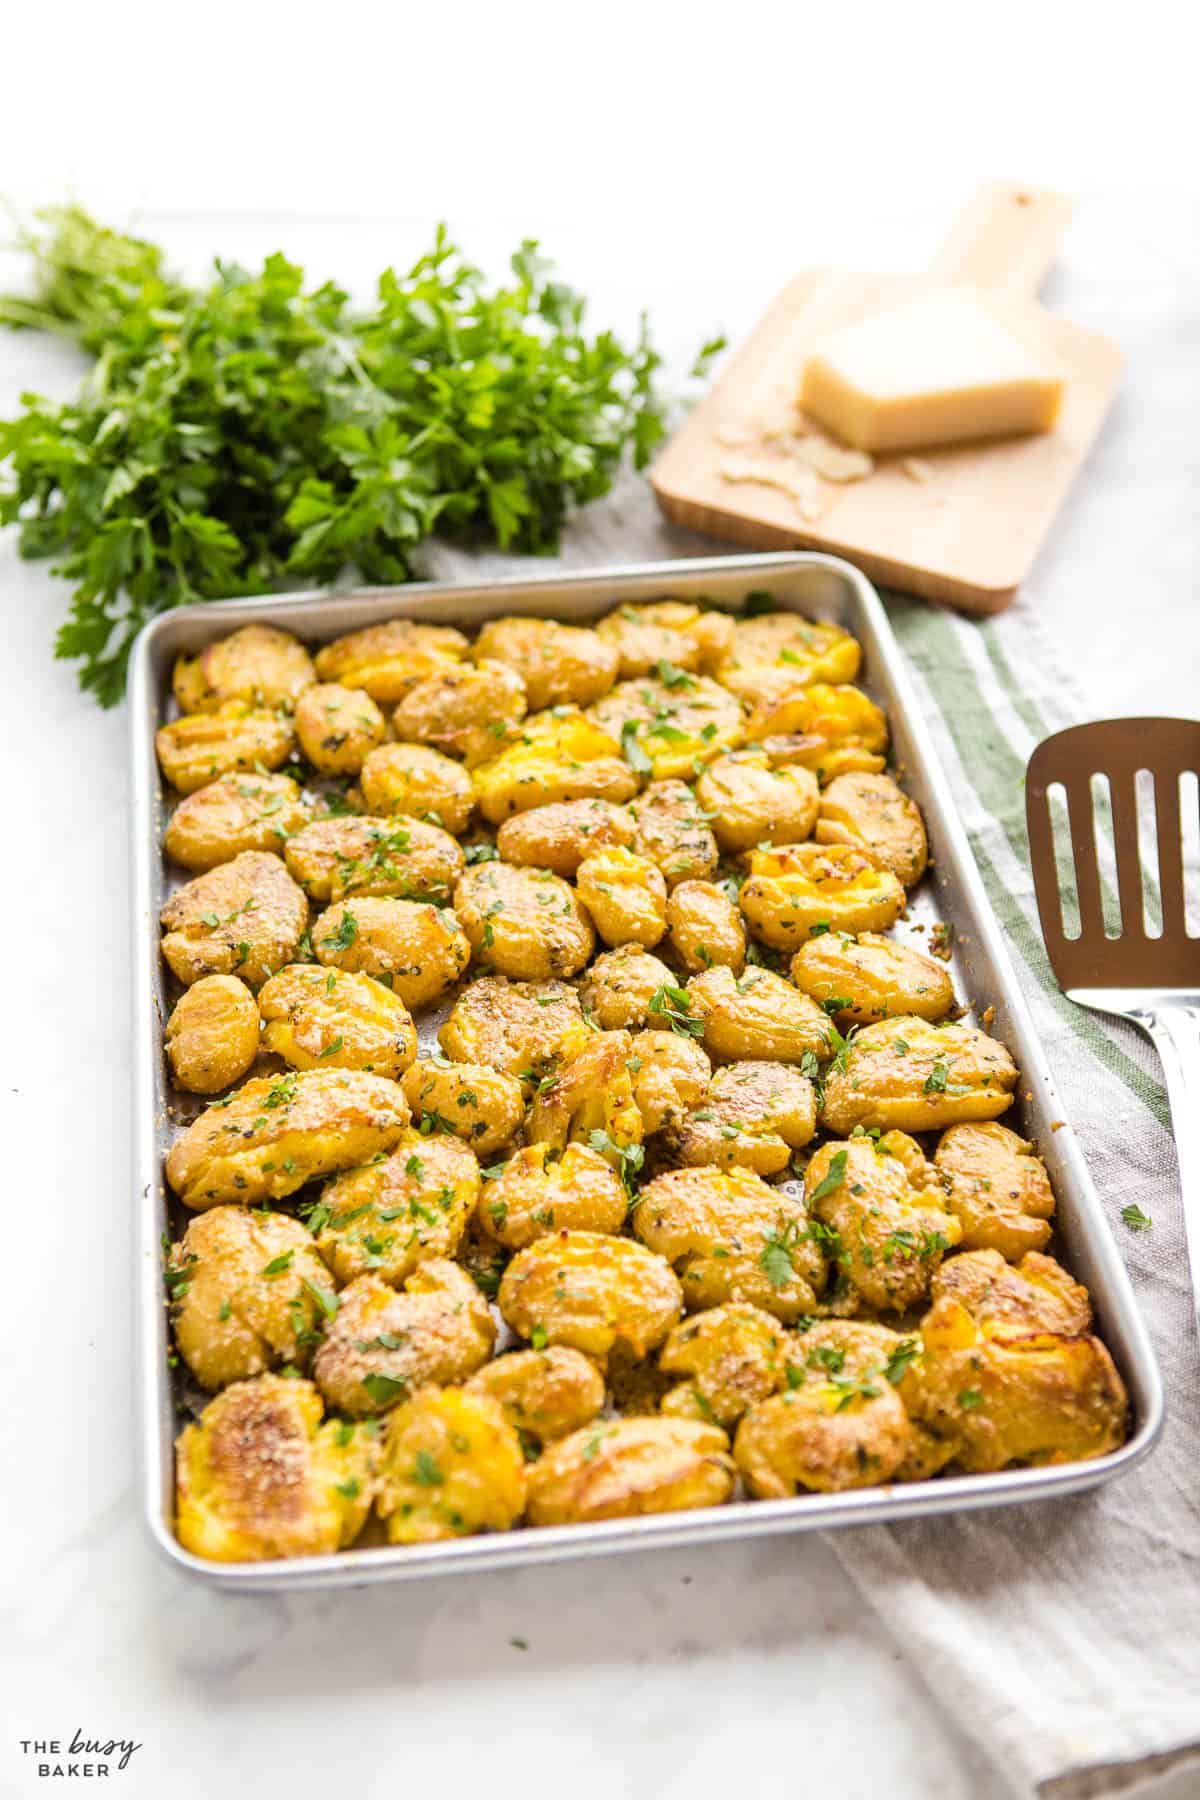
[798,286,1066,454]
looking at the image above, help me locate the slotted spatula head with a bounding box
[1026,718,1200,1000]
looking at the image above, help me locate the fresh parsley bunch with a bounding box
[0,207,715,706]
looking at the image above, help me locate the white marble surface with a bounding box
[1,14,1198,1797]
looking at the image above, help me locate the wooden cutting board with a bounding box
[651,182,1122,613]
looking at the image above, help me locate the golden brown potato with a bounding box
[790,930,954,1025]
[739,843,906,949]
[628,1030,711,1134]
[816,772,928,887]
[294,682,387,775]
[454,861,594,980]
[634,1165,825,1322]
[175,1375,375,1562]
[665,880,746,975]
[498,1231,683,1359]
[576,846,668,949]
[165,975,261,1094]
[594,600,734,678]
[465,1346,605,1448]
[934,1122,1055,1259]
[169,1207,337,1390]
[659,1303,792,1427]
[818,1016,1018,1136]
[259,964,417,1079]
[695,750,820,853]
[160,851,308,989]
[313,1129,479,1285]
[686,965,834,1065]
[164,772,309,872]
[311,897,470,1009]
[588,674,744,780]
[628,778,720,887]
[391,658,528,766]
[165,1068,409,1210]
[313,618,469,702]
[744,682,888,782]
[526,1030,644,1170]
[716,611,862,705]
[471,708,637,824]
[375,1387,526,1543]
[526,1416,733,1525]
[474,616,618,709]
[401,1058,524,1157]
[932,1249,1090,1336]
[479,1143,627,1250]
[668,1061,817,1176]
[438,975,583,1090]
[359,743,475,834]
[155,701,295,795]
[579,946,676,1031]
[313,1261,495,1417]
[284,815,464,905]
[803,1135,961,1312]
[496,798,636,875]
[173,624,315,715]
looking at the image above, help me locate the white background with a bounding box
[0,6,1197,1798]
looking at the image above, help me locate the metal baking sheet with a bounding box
[128,551,1164,1591]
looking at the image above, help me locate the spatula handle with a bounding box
[930,181,1074,295]
[1139,999,1200,1335]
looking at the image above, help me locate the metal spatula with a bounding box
[1025,717,1200,1324]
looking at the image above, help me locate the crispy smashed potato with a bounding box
[312,897,470,1008]
[479,1143,627,1250]
[313,618,469,702]
[589,673,744,780]
[499,1231,683,1358]
[740,842,906,948]
[686,964,833,1065]
[285,815,463,904]
[392,658,527,766]
[668,1060,817,1176]
[376,1387,526,1543]
[576,845,668,948]
[932,1249,1090,1336]
[526,1030,643,1169]
[166,1068,409,1210]
[804,1135,961,1312]
[819,1016,1018,1135]
[816,772,928,887]
[466,1346,605,1447]
[717,612,862,704]
[438,975,583,1089]
[173,624,315,715]
[165,771,309,872]
[695,750,819,853]
[169,1207,335,1390]
[471,707,637,824]
[659,1303,791,1427]
[175,1375,375,1562]
[474,616,618,709]
[160,850,308,989]
[259,963,417,1078]
[294,682,387,774]
[156,701,295,795]
[313,1260,496,1417]
[401,1058,524,1157]
[628,1030,711,1134]
[744,682,888,781]
[595,600,734,678]
[496,797,636,875]
[934,1123,1055,1259]
[790,929,954,1025]
[526,1416,734,1525]
[314,1130,479,1285]
[579,946,675,1030]
[359,743,475,834]
[628,778,720,886]
[166,974,260,1094]
[634,1165,824,1322]
[455,860,595,979]
[665,880,746,975]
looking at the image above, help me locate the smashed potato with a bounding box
[695,750,819,853]
[628,1030,711,1135]
[665,880,746,975]
[312,897,470,1009]
[166,974,260,1094]
[285,815,463,905]
[668,1060,817,1176]
[526,1416,734,1525]
[313,618,469,702]
[526,1030,643,1169]
[160,850,308,989]
[634,1166,825,1322]
[686,965,833,1065]
[401,1058,524,1157]
[579,946,675,1031]
[576,845,668,949]
[294,682,387,775]
[166,1068,409,1210]
[313,1260,495,1417]
[819,1016,1018,1135]
[438,975,583,1089]
[589,673,744,780]
[259,963,417,1078]
[496,797,636,875]
[474,616,618,709]
[595,599,734,677]
[391,658,527,766]
[169,1207,335,1390]
[175,1375,374,1562]
[790,929,954,1025]
[173,624,315,715]
[375,1387,526,1543]
[498,1231,683,1358]
[739,843,906,948]
[744,682,888,782]
[314,1130,479,1285]
[716,611,862,704]
[934,1122,1055,1259]
[932,1249,1090,1337]
[816,772,928,887]
[628,777,720,886]
[164,771,309,872]
[804,1135,961,1312]
[455,860,594,979]
[155,701,295,795]
[471,707,637,824]
[659,1303,791,1427]
[359,743,475,834]
[465,1346,605,1448]
[479,1143,627,1251]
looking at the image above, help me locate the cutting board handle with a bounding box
[930,180,1074,295]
